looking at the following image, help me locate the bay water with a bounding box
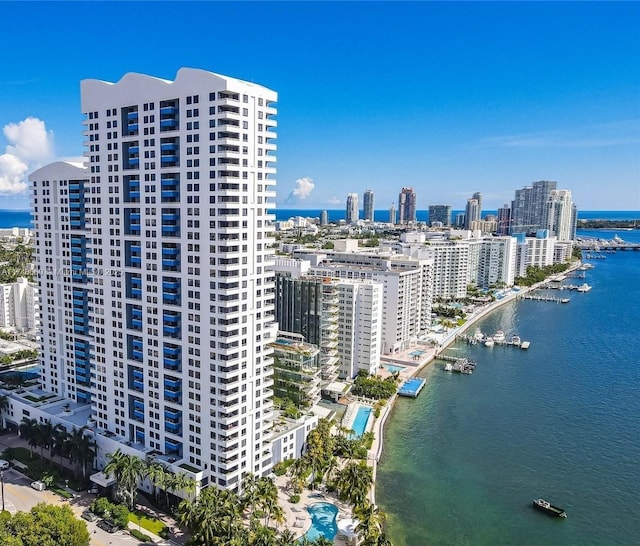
[377,229,640,545]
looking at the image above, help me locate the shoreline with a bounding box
[368,260,582,505]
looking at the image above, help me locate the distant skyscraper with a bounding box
[398,187,417,224]
[389,204,396,224]
[511,180,557,235]
[346,193,359,224]
[428,205,452,226]
[464,198,480,229]
[320,210,328,226]
[472,192,483,219]
[363,189,375,222]
[454,212,466,228]
[497,204,512,235]
[544,189,576,241]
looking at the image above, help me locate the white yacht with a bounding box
[493,330,506,343]
[577,283,592,292]
[511,335,521,346]
[484,337,495,347]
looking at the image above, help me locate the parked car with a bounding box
[87,487,99,494]
[0,459,9,470]
[81,510,99,522]
[97,520,119,533]
[30,481,46,491]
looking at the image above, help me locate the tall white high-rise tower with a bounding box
[346,193,359,223]
[32,68,278,490]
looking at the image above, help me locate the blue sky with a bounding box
[1,1,638,211]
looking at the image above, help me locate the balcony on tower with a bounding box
[123,140,140,170]
[164,375,182,404]
[126,273,143,300]
[125,241,142,268]
[164,439,183,458]
[163,310,181,338]
[124,209,141,235]
[161,176,180,202]
[160,99,179,132]
[123,106,139,136]
[161,244,180,272]
[124,176,140,203]
[128,305,143,331]
[163,343,181,371]
[161,209,180,237]
[129,367,144,393]
[164,407,182,435]
[130,397,145,421]
[160,137,179,167]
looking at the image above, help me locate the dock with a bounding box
[520,294,569,304]
[398,377,426,398]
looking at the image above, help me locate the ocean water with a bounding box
[274,209,640,223]
[377,229,640,545]
[2,208,637,229]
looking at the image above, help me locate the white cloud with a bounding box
[285,176,315,204]
[327,196,341,205]
[0,117,54,195]
[0,153,28,193]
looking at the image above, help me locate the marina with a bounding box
[457,328,531,348]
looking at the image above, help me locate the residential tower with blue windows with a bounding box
[30,68,279,491]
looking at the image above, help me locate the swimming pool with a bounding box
[409,349,427,357]
[301,502,338,542]
[382,363,405,373]
[350,405,372,438]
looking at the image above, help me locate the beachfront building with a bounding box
[398,187,417,224]
[389,204,396,224]
[346,193,359,224]
[363,189,375,222]
[294,247,431,354]
[511,180,557,235]
[0,277,38,333]
[464,195,481,229]
[544,189,577,242]
[31,68,279,491]
[428,205,452,227]
[525,230,557,268]
[476,237,517,288]
[496,204,512,235]
[272,258,382,379]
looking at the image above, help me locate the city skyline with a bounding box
[1,2,639,211]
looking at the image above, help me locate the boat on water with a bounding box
[561,298,570,304]
[473,328,484,342]
[511,335,521,346]
[444,363,453,372]
[577,283,592,292]
[532,498,567,518]
[520,341,530,350]
[493,330,506,343]
[484,337,494,347]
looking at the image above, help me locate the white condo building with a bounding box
[31,69,279,490]
[0,278,38,332]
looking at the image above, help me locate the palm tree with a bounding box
[278,528,297,545]
[104,449,147,510]
[36,420,54,459]
[167,471,197,508]
[355,502,386,545]
[51,424,70,466]
[0,394,8,430]
[18,417,39,458]
[145,460,166,503]
[68,427,96,480]
[241,472,260,518]
[287,456,308,493]
[335,460,373,509]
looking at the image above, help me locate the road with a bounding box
[2,467,142,546]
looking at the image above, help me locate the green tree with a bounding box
[68,427,96,480]
[335,460,373,509]
[355,502,387,545]
[0,394,8,430]
[36,421,54,459]
[104,449,147,510]
[18,418,39,458]
[0,503,90,546]
[51,424,70,467]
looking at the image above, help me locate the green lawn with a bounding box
[128,511,168,536]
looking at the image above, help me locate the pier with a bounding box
[520,294,570,304]
[398,377,426,398]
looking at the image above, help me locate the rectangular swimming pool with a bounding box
[383,363,406,374]
[350,406,372,438]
